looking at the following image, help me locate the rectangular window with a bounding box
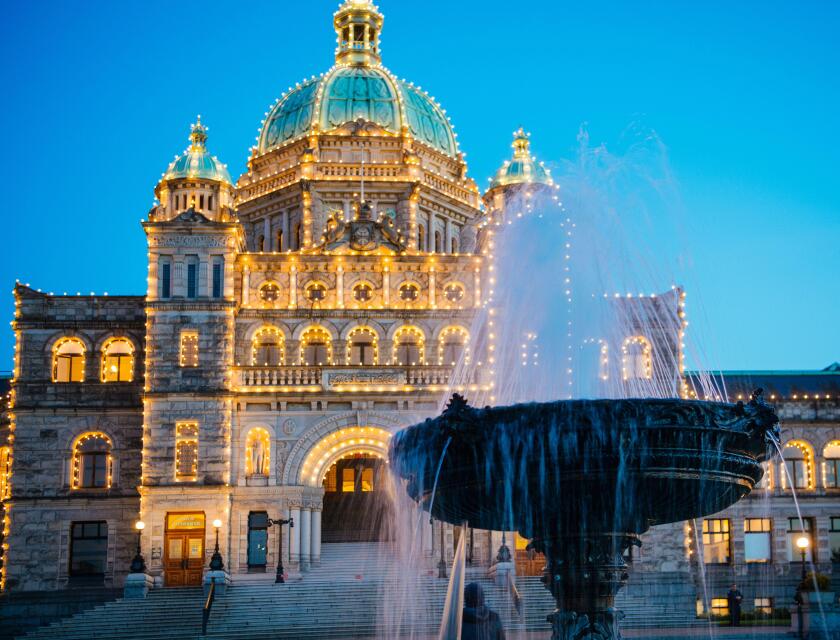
[212,261,222,299]
[323,465,337,492]
[787,517,814,562]
[247,512,269,570]
[55,354,85,382]
[70,521,108,579]
[187,262,197,298]
[180,331,199,367]
[702,518,731,564]
[161,262,171,299]
[744,518,772,563]
[826,460,840,489]
[754,598,773,615]
[830,517,840,563]
[361,467,374,492]
[175,422,199,481]
[710,598,729,618]
[341,467,355,492]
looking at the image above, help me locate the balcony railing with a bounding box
[233,365,481,392]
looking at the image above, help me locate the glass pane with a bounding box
[71,539,107,574]
[188,538,202,559]
[342,468,355,492]
[56,356,71,382]
[168,538,182,559]
[70,356,84,382]
[361,467,373,492]
[744,532,771,562]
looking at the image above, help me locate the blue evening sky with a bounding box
[1,0,838,372]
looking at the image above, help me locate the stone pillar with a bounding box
[445,218,452,254]
[242,267,250,306]
[311,509,322,567]
[199,260,209,297]
[289,266,298,309]
[174,260,185,297]
[287,340,300,366]
[429,269,436,308]
[290,506,301,567]
[300,509,312,571]
[383,269,390,307]
[337,266,344,309]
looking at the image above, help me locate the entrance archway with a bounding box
[321,453,392,542]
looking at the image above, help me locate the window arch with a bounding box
[621,336,652,380]
[300,326,332,366]
[304,282,327,306]
[393,326,425,365]
[245,428,271,477]
[781,440,814,490]
[72,432,113,489]
[346,326,378,366]
[352,282,374,304]
[251,327,285,366]
[53,337,86,383]
[438,326,469,366]
[398,282,420,304]
[824,441,840,489]
[259,282,281,305]
[443,282,465,305]
[101,338,134,382]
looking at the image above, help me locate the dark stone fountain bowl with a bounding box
[389,391,780,640]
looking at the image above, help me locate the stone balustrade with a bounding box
[234,365,467,390]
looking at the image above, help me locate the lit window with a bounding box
[830,517,840,564]
[744,518,772,563]
[342,467,355,492]
[175,422,199,481]
[439,326,469,366]
[393,326,425,365]
[443,284,464,303]
[353,283,373,302]
[361,467,374,492]
[754,598,773,615]
[0,446,11,500]
[347,327,377,366]
[53,337,86,383]
[251,326,284,366]
[323,464,337,492]
[101,338,134,383]
[710,598,729,618]
[180,331,199,367]
[823,442,840,488]
[305,283,327,304]
[787,517,814,562]
[300,326,332,366]
[259,283,280,303]
[398,283,419,302]
[621,336,652,380]
[245,428,271,477]
[782,441,813,489]
[72,433,112,489]
[702,518,731,564]
[70,521,108,580]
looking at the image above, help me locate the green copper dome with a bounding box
[489,128,553,190]
[258,66,458,157]
[162,118,232,184]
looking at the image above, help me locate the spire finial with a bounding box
[512,127,531,159]
[190,115,208,151]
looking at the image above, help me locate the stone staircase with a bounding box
[17,542,702,639]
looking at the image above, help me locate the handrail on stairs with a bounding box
[202,580,215,636]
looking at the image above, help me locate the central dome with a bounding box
[257,1,458,158]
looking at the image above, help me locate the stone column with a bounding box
[199,260,209,297]
[445,218,452,254]
[242,267,250,306]
[337,266,345,309]
[429,269,436,308]
[383,269,390,307]
[283,211,290,252]
[289,267,298,309]
[286,340,300,366]
[289,506,301,567]
[300,509,312,571]
[311,509,322,567]
[174,260,185,297]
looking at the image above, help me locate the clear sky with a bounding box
[1,0,838,372]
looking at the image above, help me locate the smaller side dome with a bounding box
[488,128,553,190]
[162,117,232,184]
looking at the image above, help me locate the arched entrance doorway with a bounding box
[321,453,392,542]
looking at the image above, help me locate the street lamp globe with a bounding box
[796,535,809,550]
[135,520,145,531]
[212,519,222,529]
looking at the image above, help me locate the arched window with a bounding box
[398,282,419,303]
[101,338,134,382]
[259,282,281,304]
[300,326,332,366]
[621,336,652,380]
[393,326,425,365]
[347,327,378,366]
[434,231,442,253]
[352,283,373,303]
[72,433,112,489]
[418,225,426,251]
[824,441,840,489]
[251,327,285,366]
[53,337,86,383]
[246,428,271,477]
[438,326,469,366]
[781,441,814,490]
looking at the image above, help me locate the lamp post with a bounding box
[209,519,224,571]
[795,534,810,640]
[129,521,146,574]
[267,515,293,583]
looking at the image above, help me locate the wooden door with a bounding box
[164,532,205,587]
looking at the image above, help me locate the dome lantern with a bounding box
[334,0,384,67]
[487,128,554,191]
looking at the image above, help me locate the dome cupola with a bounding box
[153,117,236,222]
[334,0,384,67]
[488,128,554,190]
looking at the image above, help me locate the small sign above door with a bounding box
[166,513,205,530]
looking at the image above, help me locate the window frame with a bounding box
[744,517,772,563]
[69,521,109,579]
[702,518,731,565]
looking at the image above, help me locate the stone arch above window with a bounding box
[71,432,113,489]
[346,326,379,366]
[53,337,86,383]
[393,325,425,365]
[781,440,815,490]
[621,336,652,380]
[100,337,135,383]
[251,326,285,366]
[437,325,470,366]
[300,325,333,366]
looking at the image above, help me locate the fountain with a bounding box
[389,390,780,639]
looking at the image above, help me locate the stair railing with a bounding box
[201,580,215,636]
